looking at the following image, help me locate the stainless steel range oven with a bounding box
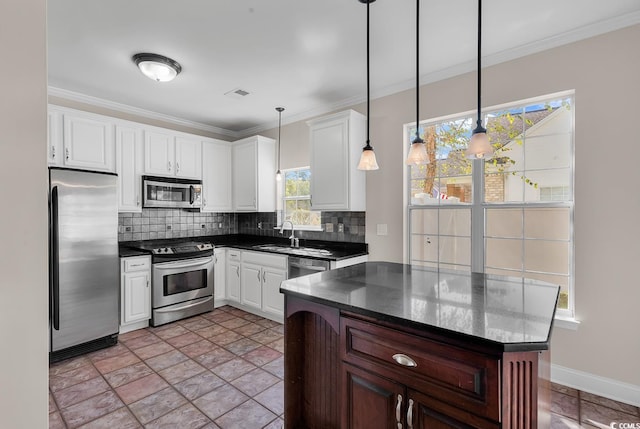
[133,241,214,326]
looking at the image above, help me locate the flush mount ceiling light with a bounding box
[356,0,380,171]
[132,53,182,82]
[465,0,494,159]
[275,107,285,182]
[405,0,429,166]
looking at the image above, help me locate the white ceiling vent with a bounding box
[225,88,250,99]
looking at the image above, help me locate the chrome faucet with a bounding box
[280,220,299,247]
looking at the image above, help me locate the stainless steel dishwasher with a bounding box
[288,256,331,278]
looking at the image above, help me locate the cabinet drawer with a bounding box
[241,250,287,270]
[123,256,150,272]
[341,317,500,422]
[227,249,241,262]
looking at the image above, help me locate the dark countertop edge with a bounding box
[280,288,552,353]
[119,234,368,261]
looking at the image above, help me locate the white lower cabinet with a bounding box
[120,256,151,333]
[241,251,287,320]
[213,248,226,305]
[226,249,241,303]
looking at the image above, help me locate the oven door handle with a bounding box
[155,296,214,313]
[154,257,213,270]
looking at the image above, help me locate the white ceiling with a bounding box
[47,0,640,138]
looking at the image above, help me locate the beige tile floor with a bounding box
[49,306,639,428]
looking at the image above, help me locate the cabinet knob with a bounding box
[407,399,414,428]
[395,394,403,425]
[392,353,417,368]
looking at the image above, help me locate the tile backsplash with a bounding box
[118,209,365,243]
[118,209,237,242]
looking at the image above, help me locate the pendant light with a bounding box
[356,0,380,171]
[405,0,429,165]
[275,107,284,182]
[132,53,181,82]
[465,0,494,159]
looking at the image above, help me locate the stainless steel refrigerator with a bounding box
[49,167,120,362]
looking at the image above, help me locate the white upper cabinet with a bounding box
[308,110,366,211]
[116,125,144,212]
[202,139,233,212]
[47,110,63,166]
[144,130,202,179]
[47,108,116,172]
[175,137,202,179]
[232,135,275,212]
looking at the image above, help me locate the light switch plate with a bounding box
[376,224,388,236]
[325,223,334,233]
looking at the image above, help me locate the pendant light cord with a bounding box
[365,1,371,148]
[276,107,284,171]
[414,0,423,143]
[476,0,482,125]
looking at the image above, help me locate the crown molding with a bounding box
[49,12,640,139]
[47,86,240,138]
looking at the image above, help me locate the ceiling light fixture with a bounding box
[356,0,379,171]
[275,107,285,182]
[132,53,182,82]
[465,0,494,159]
[405,0,429,166]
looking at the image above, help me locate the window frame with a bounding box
[404,91,576,321]
[277,166,322,231]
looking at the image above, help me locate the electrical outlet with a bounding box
[257,222,262,229]
[166,225,172,230]
[201,224,206,229]
[338,223,344,233]
[325,223,334,233]
[218,222,223,229]
[125,226,132,232]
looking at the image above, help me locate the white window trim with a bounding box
[276,166,321,230]
[403,91,578,328]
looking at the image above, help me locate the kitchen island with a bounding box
[280,262,559,429]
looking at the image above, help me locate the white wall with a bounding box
[0,0,49,428]
[271,25,640,391]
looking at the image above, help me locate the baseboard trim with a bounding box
[551,364,640,406]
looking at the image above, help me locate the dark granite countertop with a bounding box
[119,234,367,261]
[280,262,560,351]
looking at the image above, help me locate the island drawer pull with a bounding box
[392,353,417,368]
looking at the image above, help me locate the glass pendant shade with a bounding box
[133,54,181,82]
[357,147,379,170]
[465,121,493,159]
[275,170,282,182]
[406,140,429,165]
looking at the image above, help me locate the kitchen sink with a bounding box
[252,244,333,258]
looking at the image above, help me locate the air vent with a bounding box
[224,88,250,99]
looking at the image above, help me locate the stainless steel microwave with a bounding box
[142,176,202,209]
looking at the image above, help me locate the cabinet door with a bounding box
[175,137,202,179]
[122,271,150,324]
[232,141,257,211]
[144,130,174,176]
[342,363,405,429]
[202,141,233,212]
[48,110,63,166]
[241,263,262,310]
[214,249,226,301]
[226,261,241,302]
[262,267,286,317]
[309,116,349,210]
[116,125,143,212]
[63,113,115,172]
[406,389,499,429]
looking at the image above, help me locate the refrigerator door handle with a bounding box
[50,185,60,330]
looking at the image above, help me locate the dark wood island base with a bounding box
[280,263,559,429]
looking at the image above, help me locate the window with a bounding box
[281,167,321,228]
[407,93,574,318]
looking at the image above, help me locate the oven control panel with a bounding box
[196,243,213,251]
[152,247,174,254]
